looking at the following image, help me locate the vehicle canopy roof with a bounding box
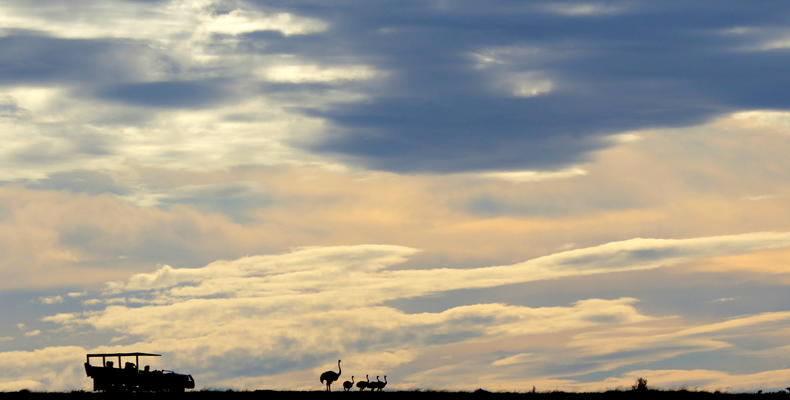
[87,353,161,358]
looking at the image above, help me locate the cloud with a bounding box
[393,309,790,391]
[98,80,231,109]
[0,34,168,85]
[4,112,790,290]
[0,346,89,391]
[25,232,790,390]
[24,170,128,195]
[39,295,64,305]
[691,248,790,282]
[3,0,789,174]
[538,3,628,17]
[711,297,735,303]
[476,167,588,183]
[566,311,790,361]
[0,185,294,289]
[0,95,22,118]
[152,181,271,223]
[286,0,790,172]
[261,64,381,84]
[97,232,790,299]
[201,8,326,37]
[0,0,326,41]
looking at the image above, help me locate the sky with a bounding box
[1,0,789,393]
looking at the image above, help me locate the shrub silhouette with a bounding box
[632,377,648,392]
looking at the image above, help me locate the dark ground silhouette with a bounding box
[1,389,788,400]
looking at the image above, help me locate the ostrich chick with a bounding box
[356,374,369,391]
[343,376,355,392]
[368,376,381,391]
[377,376,388,391]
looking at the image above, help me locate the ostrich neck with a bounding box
[337,361,341,375]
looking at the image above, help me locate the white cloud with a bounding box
[507,72,555,98]
[0,91,330,181]
[23,231,790,390]
[261,64,382,84]
[202,9,326,37]
[491,352,535,367]
[539,3,627,17]
[754,33,790,51]
[0,1,342,182]
[95,232,790,302]
[477,167,588,183]
[0,0,326,41]
[39,295,63,305]
[726,110,790,135]
[567,311,790,361]
[0,346,89,391]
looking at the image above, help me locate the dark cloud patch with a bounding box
[157,182,271,223]
[574,345,790,383]
[8,130,115,166]
[56,221,238,271]
[466,192,640,217]
[26,170,129,195]
[638,344,790,375]
[10,141,78,165]
[387,268,790,320]
[244,0,790,172]
[98,80,230,108]
[0,96,22,118]
[0,33,169,85]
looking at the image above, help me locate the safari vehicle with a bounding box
[84,352,195,392]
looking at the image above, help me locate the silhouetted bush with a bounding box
[632,377,649,392]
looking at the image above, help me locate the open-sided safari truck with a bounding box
[84,352,195,392]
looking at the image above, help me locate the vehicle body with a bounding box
[84,352,195,392]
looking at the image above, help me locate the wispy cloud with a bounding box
[20,232,790,390]
[38,296,63,305]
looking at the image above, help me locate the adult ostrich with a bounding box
[343,376,355,392]
[319,360,342,391]
[356,374,369,391]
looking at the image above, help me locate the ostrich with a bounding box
[376,376,387,391]
[319,360,342,392]
[343,376,355,392]
[356,374,369,391]
[368,376,381,391]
